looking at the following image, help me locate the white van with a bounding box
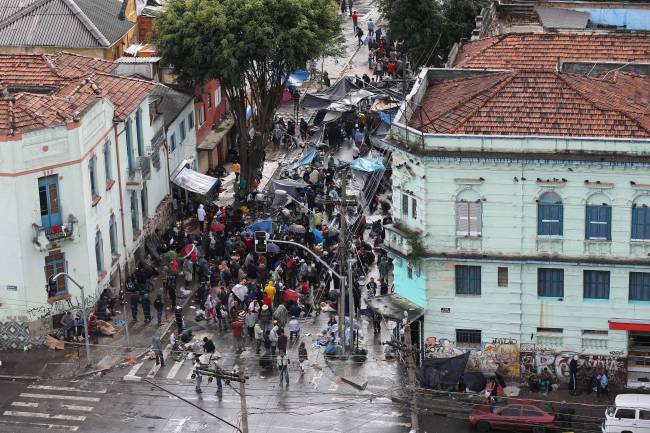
[603,394,650,433]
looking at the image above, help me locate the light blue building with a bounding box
[383,66,650,387]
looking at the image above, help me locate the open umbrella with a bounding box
[266,243,281,253]
[282,289,300,304]
[211,222,225,233]
[179,243,196,259]
[288,224,306,234]
[232,284,247,301]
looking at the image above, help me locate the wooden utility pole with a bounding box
[404,323,419,433]
[337,168,348,348]
[239,369,249,433]
[194,366,249,433]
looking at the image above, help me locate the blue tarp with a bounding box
[246,105,253,121]
[575,8,650,30]
[312,228,324,244]
[284,70,311,88]
[379,111,395,125]
[247,219,273,235]
[286,148,317,171]
[348,157,385,173]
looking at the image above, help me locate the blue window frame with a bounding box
[89,154,98,198]
[130,192,139,233]
[170,133,177,151]
[135,108,144,157]
[103,141,112,183]
[188,112,194,129]
[632,206,650,240]
[95,230,104,273]
[630,272,650,302]
[538,268,564,297]
[45,254,67,297]
[141,182,148,220]
[585,205,612,240]
[455,265,481,295]
[125,119,134,174]
[537,192,563,236]
[583,270,610,300]
[180,120,186,142]
[38,175,62,228]
[109,214,118,256]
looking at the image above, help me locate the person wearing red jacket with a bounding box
[232,315,244,353]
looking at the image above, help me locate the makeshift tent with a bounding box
[326,89,375,112]
[170,160,220,200]
[272,179,308,201]
[301,77,359,110]
[285,147,317,171]
[284,70,310,87]
[417,352,470,390]
[349,157,384,173]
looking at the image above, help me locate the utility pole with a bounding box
[239,369,249,433]
[404,321,419,433]
[347,258,355,353]
[193,365,249,433]
[337,168,349,352]
[51,272,91,366]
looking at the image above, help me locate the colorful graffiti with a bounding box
[521,351,627,385]
[424,337,520,377]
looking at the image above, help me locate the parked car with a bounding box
[602,394,650,433]
[469,399,556,432]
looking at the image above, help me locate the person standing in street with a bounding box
[232,161,241,182]
[356,26,364,47]
[277,350,290,387]
[347,0,353,17]
[298,341,308,374]
[277,329,288,354]
[232,314,244,353]
[197,204,206,232]
[152,330,165,367]
[245,309,257,343]
[367,18,374,38]
[142,291,152,323]
[366,277,377,297]
[569,355,579,395]
[351,10,358,32]
[154,294,164,326]
[254,320,263,354]
[130,291,139,322]
[175,305,184,333]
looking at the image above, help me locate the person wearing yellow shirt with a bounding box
[232,162,241,182]
[265,280,276,305]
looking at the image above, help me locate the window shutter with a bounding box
[456,202,468,236]
[604,206,612,240]
[537,204,544,235]
[468,202,482,236]
[558,204,564,235]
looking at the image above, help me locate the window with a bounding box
[130,192,139,232]
[455,265,481,295]
[180,120,186,142]
[536,327,563,346]
[456,329,481,347]
[499,406,521,417]
[44,253,66,297]
[89,155,98,198]
[456,201,482,237]
[411,197,417,219]
[630,272,650,301]
[537,192,563,236]
[586,204,612,240]
[582,330,608,350]
[402,193,408,216]
[198,105,206,125]
[38,175,61,228]
[207,93,212,108]
[103,141,112,184]
[583,270,610,299]
[125,119,134,174]
[141,182,148,221]
[170,133,177,152]
[639,410,650,420]
[95,230,104,273]
[632,202,650,240]
[188,112,194,129]
[498,267,508,287]
[615,409,637,420]
[538,268,564,297]
[109,214,118,256]
[215,85,222,106]
[522,407,543,417]
[135,108,144,157]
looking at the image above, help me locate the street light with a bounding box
[50,272,92,366]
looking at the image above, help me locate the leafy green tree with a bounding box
[156,0,341,190]
[378,0,485,67]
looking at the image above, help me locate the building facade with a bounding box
[384,66,650,388]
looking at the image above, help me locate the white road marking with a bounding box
[167,360,184,379]
[19,393,101,402]
[0,419,79,431]
[10,402,38,408]
[186,365,195,380]
[61,405,93,412]
[127,362,144,377]
[27,385,106,394]
[147,345,172,378]
[367,419,411,427]
[3,411,86,421]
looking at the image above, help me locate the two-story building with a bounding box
[383,32,650,387]
[0,52,176,349]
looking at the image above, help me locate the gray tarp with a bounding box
[326,89,375,112]
[170,159,219,198]
[301,77,359,110]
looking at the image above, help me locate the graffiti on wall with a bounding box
[424,337,520,377]
[521,351,627,385]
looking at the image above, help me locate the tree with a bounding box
[378,0,485,67]
[156,0,341,191]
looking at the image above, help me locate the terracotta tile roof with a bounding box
[453,33,650,70]
[409,70,650,138]
[0,52,155,136]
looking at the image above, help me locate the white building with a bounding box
[0,53,184,348]
[383,60,650,387]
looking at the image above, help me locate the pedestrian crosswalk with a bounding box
[0,383,105,432]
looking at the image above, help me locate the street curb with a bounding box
[341,375,368,390]
[0,374,40,381]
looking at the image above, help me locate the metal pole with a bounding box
[404,323,419,433]
[123,302,131,350]
[267,239,343,280]
[347,258,355,353]
[239,369,249,433]
[79,285,92,366]
[337,168,348,353]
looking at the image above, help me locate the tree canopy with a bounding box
[156,0,341,188]
[378,0,485,67]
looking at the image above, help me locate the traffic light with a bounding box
[254,231,267,254]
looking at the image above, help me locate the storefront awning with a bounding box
[170,159,220,199]
[609,318,650,331]
[366,294,424,324]
[197,115,235,151]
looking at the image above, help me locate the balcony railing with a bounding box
[32,214,78,252]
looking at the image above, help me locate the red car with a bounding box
[469,400,556,432]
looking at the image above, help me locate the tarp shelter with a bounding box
[272,179,308,202]
[285,147,317,171]
[301,77,359,110]
[418,353,470,391]
[247,219,273,235]
[349,156,384,173]
[170,160,220,200]
[284,70,310,88]
[326,89,374,112]
[365,294,423,323]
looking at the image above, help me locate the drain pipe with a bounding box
[113,123,128,249]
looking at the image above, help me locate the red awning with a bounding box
[609,319,650,332]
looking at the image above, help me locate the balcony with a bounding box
[126,156,151,190]
[384,222,425,259]
[32,214,78,252]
